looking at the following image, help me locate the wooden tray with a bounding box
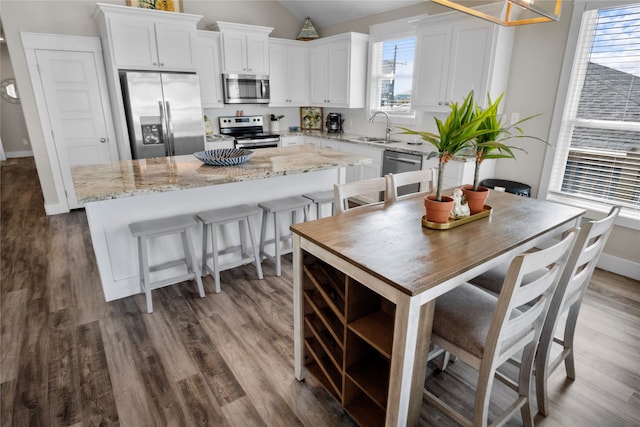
[422,205,492,230]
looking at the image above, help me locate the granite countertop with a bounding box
[71,145,373,203]
[278,130,475,161]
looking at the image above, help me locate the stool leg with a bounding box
[182,229,205,298]
[239,219,247,258]
[210,224,221,293]
[201,222,209,277]
[259,209,268,261]
[139,236,153,313]
[316,202,322,219]
[274,211,281,277]
[246,216,263,280]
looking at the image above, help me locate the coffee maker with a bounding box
[325,113,343,133]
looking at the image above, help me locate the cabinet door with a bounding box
[288,46,309,105]
[221,32,247,73]
[155,22,197,70]
[245,34,269,74]
[269,43,289,105]
[196,32,223,108]
[327,41,350,106]
[309,46,329,105]
[412,26,451,110]
[110,18,158,68]
[447,22,493,105]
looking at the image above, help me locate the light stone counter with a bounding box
[72,145,372,203]
[78,144,372,302]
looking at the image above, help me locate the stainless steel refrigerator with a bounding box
[120,71,204,159]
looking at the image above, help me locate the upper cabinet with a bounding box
[411,4,515,111]
[215,22,273,75]
[269,38,309,107]
[308,33,368,108]
[95,3,201,71]
[196,31,224,108]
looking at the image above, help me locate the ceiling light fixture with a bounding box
[431,0,562,26]
[297,17,319,41]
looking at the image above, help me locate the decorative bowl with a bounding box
[288,126,300,132]
[193,148,254,166]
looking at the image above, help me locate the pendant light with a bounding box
[297,17,319,41]
[431,0,562,26]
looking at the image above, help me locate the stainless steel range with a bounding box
[218,115,280,149]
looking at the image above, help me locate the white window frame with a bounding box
[540,0,640,230]
[367,17,423,125]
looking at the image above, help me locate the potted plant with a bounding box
[399,91,493,223]
[463,93,546,214]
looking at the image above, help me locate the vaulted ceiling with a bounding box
[278,0,424,28]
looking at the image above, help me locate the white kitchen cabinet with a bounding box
[215,22,273,75]
[96,4,201,71]
[411,4,514,111]
[339,142,383,203]
[269,39,309,107]
[304,137,324,147]
[196,31,224,108]
[280,136,304,147]
[308,33,368,108]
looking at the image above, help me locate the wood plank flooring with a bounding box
[1,157,639,426]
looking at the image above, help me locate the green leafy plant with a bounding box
[470,93,547,190]
[399,91,493,201]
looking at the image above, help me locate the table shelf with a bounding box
[302,251,395,426]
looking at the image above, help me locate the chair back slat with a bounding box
[333,177,387,215]
[387,169,436,202]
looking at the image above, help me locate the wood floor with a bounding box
[1,157,639,426]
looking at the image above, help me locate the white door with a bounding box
[35,49,118,208]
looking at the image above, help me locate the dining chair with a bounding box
[386,168,436,202]
[424,228,579,427]
[535,206,620,415]
[468,206,620,416]
[333,177,387,215]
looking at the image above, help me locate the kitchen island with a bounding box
[72,145,371,301]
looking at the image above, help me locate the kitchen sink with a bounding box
[371,139,402,144]
[349,136,402,144]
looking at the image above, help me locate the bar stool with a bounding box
[196,204,263,293]
[303,190,335,219]
[258,196,311,276]
[129,214,205,314]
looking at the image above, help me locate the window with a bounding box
[369,36,416,114]
[545,3,640,220]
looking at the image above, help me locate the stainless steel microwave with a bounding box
[222,73,270,104]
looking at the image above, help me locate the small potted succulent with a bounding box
[463,93,546,214]
[399,91,493,223]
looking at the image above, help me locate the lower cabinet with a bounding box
[303,252,394,427]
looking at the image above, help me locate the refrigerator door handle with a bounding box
[159,100,170,156]
[165,101,175,156]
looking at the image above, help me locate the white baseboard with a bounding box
[6,150,34,158]
[597,253,640,281]
[44,202,70,215]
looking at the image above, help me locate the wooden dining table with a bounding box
[290,189,585,426]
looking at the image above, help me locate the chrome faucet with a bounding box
[368,111,391,140]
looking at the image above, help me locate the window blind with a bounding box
[370,37,416,112]
[548,4,640,212]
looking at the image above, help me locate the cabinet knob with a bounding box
[160,63,164,66]
[152,62,157,66]
[438,101,443,106]
[100,137,107,143]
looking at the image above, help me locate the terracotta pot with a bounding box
[424,195,454,224]
[462,185,489,215]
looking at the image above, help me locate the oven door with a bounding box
[234,138,280,149]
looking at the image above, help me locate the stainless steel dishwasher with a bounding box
[382,150,423,197]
